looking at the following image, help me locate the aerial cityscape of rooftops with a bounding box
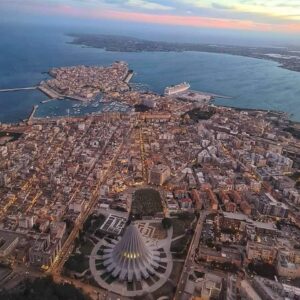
[0,57,300,300]
[1,0,300,299]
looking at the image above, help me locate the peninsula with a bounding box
[38,61,132,101]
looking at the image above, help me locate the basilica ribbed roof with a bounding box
[102,224,161,281]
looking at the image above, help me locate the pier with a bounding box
[124,71,134,84]
[65,95,87,102]
[38,86,63,99]
[203,92,232,99]
[0,87,37,92]
[27,105,39,124]
[41,99,54,104]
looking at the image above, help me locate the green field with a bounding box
[131,188,163,217]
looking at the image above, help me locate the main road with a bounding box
[174,210,210,300]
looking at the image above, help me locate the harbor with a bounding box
[102,101,130,113]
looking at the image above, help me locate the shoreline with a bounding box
[1,104,299,128]
[0,57,299,124]
[68,33,300,73]
[0,89,298,125]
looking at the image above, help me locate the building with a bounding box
[240,280,262,300]
[194,273,222,300]
[252,276,285,300]
[240,201,252,215]
[249,193,289,218]
[206,189,218,210]
[178,197,193,211]
[225,201,237,213]
[191,189,203,211]
[220,212,278,237]
[140,113,171,123]
[166,199,180,213]
[50,221,66,240]
[249,276,300,299]
[246,241,277,263]
[18,215,34,229]
[0,173,10,187]
[277,250,300,278]
[102,224,161,282]
[69,199,85,213]
[272,176,295,191]
[142,98,156,108]
[0,231,19,257]
[198,247,242,267]
[29,234,61,268]
[149,164,171,186]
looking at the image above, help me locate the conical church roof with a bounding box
[102,224,161,282]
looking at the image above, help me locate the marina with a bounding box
[102,101,129,113]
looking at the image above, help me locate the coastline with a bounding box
[68,33,300,73]
[2,33,300,123]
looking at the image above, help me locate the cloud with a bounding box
[87,0,174,11]
[211,3,235,10]
[122,0,174,10]
[1,0,300,33]
[180,0,300,21]
[16,3,300,33]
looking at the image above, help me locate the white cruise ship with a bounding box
[164,82,190,96]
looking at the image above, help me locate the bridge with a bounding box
[0,87,37,92]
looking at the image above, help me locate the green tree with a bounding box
[162,218,172,229]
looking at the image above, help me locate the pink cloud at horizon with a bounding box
[23,3,300,33]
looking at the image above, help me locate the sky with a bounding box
[1,0,300,45]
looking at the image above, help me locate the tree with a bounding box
[0,276,90,300]
[162,218,172,229]
[248,262,277,279]
[215,244,222,251]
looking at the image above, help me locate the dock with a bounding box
[38,86,63,99]
[124,71,134,84]
[41,99,54,104]
[0,87,37,92]
[38,86,87,102]
[65,96,87,102]
[28,105,39,124]
[203,92,232,99]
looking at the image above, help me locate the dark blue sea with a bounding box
[1,23,300,123]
